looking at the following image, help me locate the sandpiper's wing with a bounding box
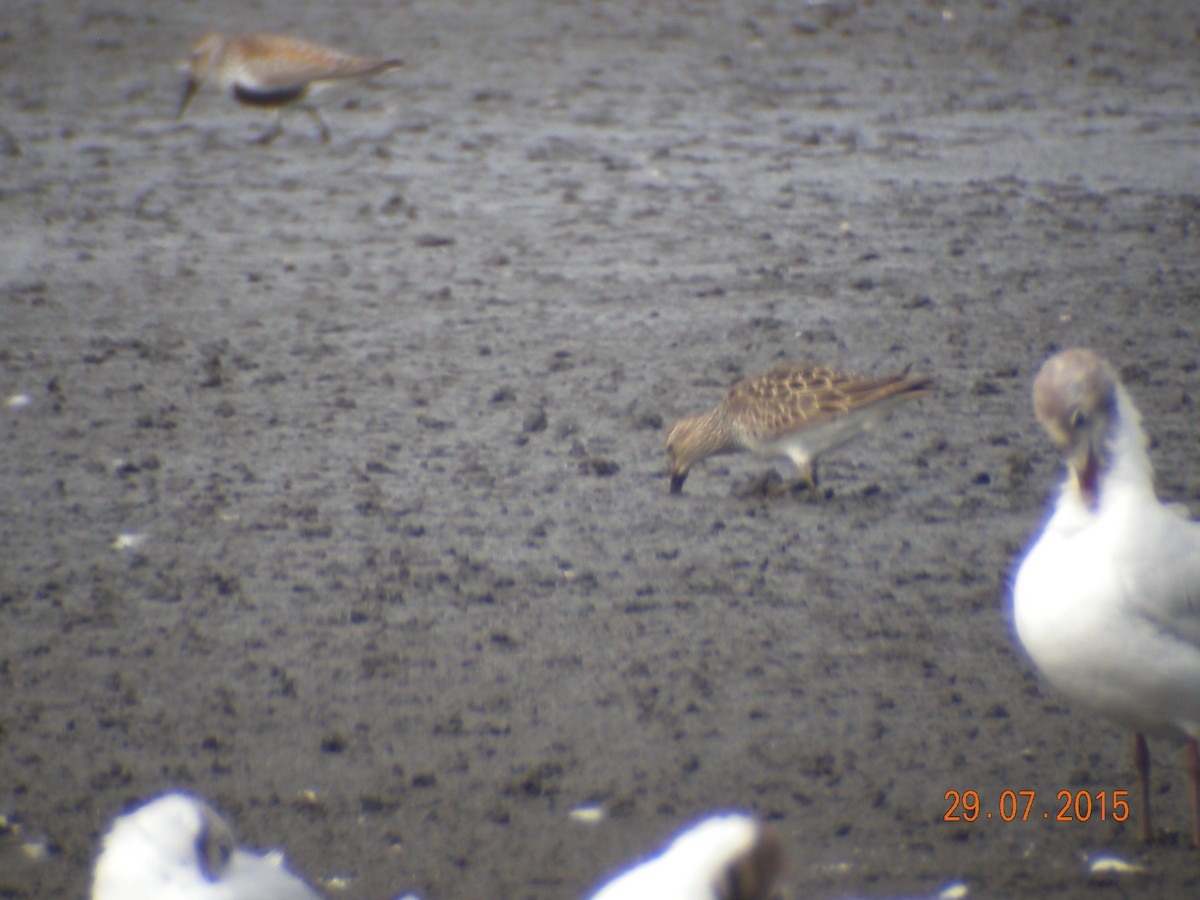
[230,34,401,94]
[723,364,931,442]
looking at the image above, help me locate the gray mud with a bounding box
[2,1,1199,898]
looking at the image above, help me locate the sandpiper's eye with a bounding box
[1067,407,1087,431]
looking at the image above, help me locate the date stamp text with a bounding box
[944,789,1130,823]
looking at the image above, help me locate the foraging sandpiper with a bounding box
[176,32,403,143]
[665,363,932,494]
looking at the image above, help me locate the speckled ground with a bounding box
[2,1,1200,897]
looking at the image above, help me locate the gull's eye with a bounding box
[1067,406,1087,431]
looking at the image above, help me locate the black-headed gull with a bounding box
[588,813,782,900]
[1013,348,1200,848]
[91,792,322,899]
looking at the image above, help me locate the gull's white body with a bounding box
[1013,379,1200,741]
[589,814,776,900]
[92,793,321,900]
[1013,348,1200,848]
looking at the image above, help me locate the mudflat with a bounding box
[2,1,1199,897]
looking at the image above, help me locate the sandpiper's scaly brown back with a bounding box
[176,32,404,143]
[665,363,932,494]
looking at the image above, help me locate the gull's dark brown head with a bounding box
[195,801,236,882]
[715,823,784,900]
[1032,348,1118,509]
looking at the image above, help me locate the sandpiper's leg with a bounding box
[305,108,331,143]
[1134,731,1153,843]
[791,456,817,492]
[1187,737,1200,851]
[253,111,284,145]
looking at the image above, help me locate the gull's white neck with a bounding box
[1102,383,1155,494]
[1055,384,1156,525]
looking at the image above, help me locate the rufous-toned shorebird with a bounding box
[176,32,403,143]
[664,363,932,494]
[589,813,782,900]
[1013,348,1200,851]
[92,792,320,900]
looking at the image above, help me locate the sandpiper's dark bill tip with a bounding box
[177,79,199,119]
[669,473,687,494]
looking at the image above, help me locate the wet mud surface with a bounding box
[2,1,1200,897]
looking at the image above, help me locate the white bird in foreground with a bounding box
[92,792,322,900]
[588,813,782,900]
[1013,348,1200,849]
